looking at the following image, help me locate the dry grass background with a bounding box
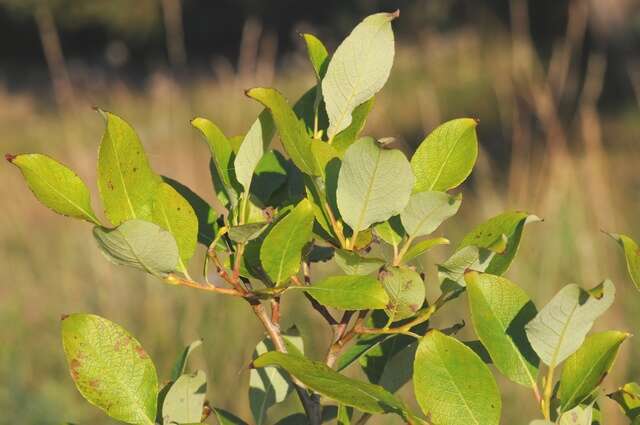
[2,3,640,424]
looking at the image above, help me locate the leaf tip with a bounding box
[60,313,70,321]
[4,153,16,163]
[390,9,400,19]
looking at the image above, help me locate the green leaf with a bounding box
[608,233,640,290]
[411,118,478,192]
[213,408,249,425]
[336,334,388,372]
[413,330,501,425]
[337,404,352,425]
[61,314,158,425]
[608,382,640,420]
[465,272,539,388]
[97,110,160,226]
[152,182,198,274]
[331,98,375,155]
[250,336,298,425]
[252,150,288,205]
[558,331,629,412]
[171,339,203,381]
[8,153,99,224]
[228,222,269,243]
[400,191,461,238]
[93,219,179,278]
[402,237,449,262]
[381,266,425,322]
[191,117,238,198]
[293,86,328,138]
[458,211,540,275]
[334,249,384,275]
[525,280,615,367]
[162,370,207,424]
[252,352,407,417]
[377,341,418,393]
[310,139,339,179]
[438,245,496,293]
[234,110,275,191]
[337,137,414,235]
[162,177,219,247]
[301,33,329,79]
[323,12,398,138]
[374,217,405,247]
[260,199,314,285]
[558,405,593,425]
[247,88,316,175]
[302,275,389,310]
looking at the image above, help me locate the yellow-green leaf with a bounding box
[8,153,99,224]
[61,314,158,425]
[608,233,640,291]
[302,275,389,310]
[97,110,160,226]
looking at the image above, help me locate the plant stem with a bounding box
[249,299,322,424]
[394,236,414,266]
[166,274,244,296]
[542,365,555,420]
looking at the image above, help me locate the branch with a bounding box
[166,274,244,297]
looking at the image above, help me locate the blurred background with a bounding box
[2,0,640,423]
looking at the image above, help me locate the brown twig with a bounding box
[166,274,244,297]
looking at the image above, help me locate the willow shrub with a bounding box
[8,10,639,425]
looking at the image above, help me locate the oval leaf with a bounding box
[334,249,384,276]
[525,280,615,367]
[97,111,160,226]
[152,182,198,274]
[403,237,449,262]
[260,199,314,285]
[8,153,99,224]
[323,12,397,138]
[93,219,179,278]
[247,88,316,175]
[162,370,207,424]
[61,314,158,425]
[252,352,406,417]
[381,266,425,322]
[302,275,389,310]
[411,118,478,192]
[458,211,540,275]
[558,331,629,412]
[465,272,539,388]
[337,138,414,235]
[234,110,275,191]
[413,330,501,425]
[332,98,375,155]
[400,191,461,238]
[191,117,237,194]
[301,33,329,79]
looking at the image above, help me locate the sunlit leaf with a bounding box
[608,233,640,291]
[323,12,397,138]
[402,237,449,262]
[301,33,329,79]
[331,98,375,155]
[337,137,414,236]
[97,110,160,226]
[381,266,425,322]
[8,153,99,224]
[61,314,158,425]
[413,330,501,425]
[162,370,207,424]
[465,272,539,388]
[400,191,461,238]
[234,110,275,192]
[525,280,615,367]
[302,275,389,310]
[558,331,629,412]
[334,249,384,275]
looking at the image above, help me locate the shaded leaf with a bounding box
[374,217,405,247]
[558,331,629,412]
[413,330,501,425]
[337,137,414,235]
[8,153,99,224]
[61,314,158,425]
[301,33,329,79]
[323,12,397,138]
[213,408,250,425]
[331,98,375,155]
[525,280,615,367]
[97,110,160,226]
[93,219,179,278]
[609,382,640,420]
[162,370,207,424]
[251,150,288,205]
[310,139,339,179]
[228,222,269,243]
[411,118,478,192]
[465,272,539,388]
[302,275,389,310]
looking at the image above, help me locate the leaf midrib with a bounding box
[107,128,138,220]
[352,145,382,234]
[427,125,474,191]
